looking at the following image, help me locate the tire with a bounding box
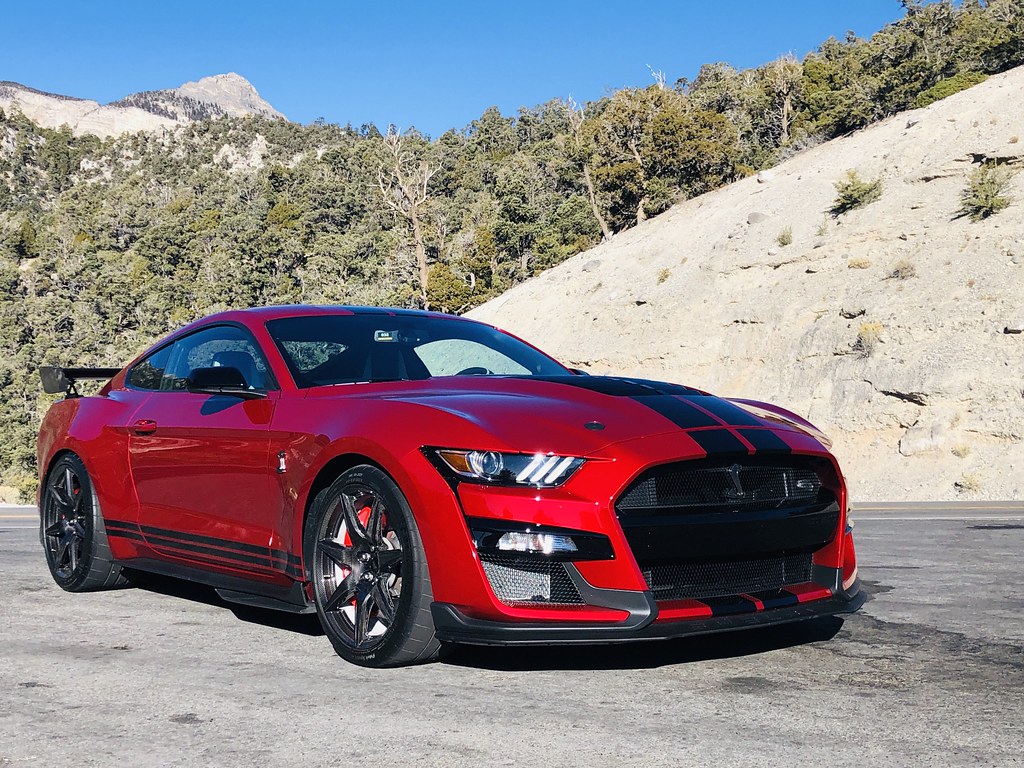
[304,465,443,667]
[41,453,129,592]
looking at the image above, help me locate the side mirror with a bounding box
[568,368,590,376]
[186,367,266,399]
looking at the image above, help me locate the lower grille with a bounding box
[479,553,584,606]
[643,553,812,601]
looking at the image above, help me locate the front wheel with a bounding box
[41,453,129,592]
[305,465,443,667]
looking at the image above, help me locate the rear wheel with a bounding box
[305,465,442,667]
[41,454,128,592]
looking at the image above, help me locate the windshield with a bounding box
[266,314,569,388]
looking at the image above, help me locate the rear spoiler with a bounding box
[40,366,121,397]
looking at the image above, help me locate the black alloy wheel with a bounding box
[306,465,442,667]
[41,453,127,591]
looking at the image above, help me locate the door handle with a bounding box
[131,419,158,435]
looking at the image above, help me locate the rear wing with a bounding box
[40,366,121,397]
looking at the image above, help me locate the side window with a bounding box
[159,326,274,392]
[413,339,530,376]
[127,345,173,391]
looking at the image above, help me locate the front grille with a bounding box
[644,553,813,601]
[479,553,584,606]
[617,460,823,515]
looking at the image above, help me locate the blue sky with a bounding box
[2,1,906,137]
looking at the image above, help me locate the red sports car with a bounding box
[38,305,863,666]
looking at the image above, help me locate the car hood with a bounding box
[312,375,829,458]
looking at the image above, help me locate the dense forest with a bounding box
[1,0,1022,497]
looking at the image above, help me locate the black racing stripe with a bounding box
[105,518,139,530]
[683,397,764,427]
[748,589,800,610]
[688,429,749,456]
[273,550,303,567]
[738,429,792,454]
[139,523,278,560]
[106,518,302,577]
[139,531,284,572]
[105,519,145,539]
[624,378,701,395]
[107,528,146,543]
[629,395,721,429]
[528,375,659,396]
[703,595,759,615]
[139,532,302,579]
[139,523,302,575]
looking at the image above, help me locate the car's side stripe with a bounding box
[104,518,303,579]
[104,519,146,543]
[140,531,293,572]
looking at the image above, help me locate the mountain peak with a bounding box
[0,73,285,137]
[171,73,284,120]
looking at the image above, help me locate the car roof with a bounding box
[124,305,494,374]
[205,304,468,323]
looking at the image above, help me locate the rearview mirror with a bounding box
[186,367,266,399]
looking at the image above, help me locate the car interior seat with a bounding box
[212,350,261,388]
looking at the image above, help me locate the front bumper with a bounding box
[432,576,865,646]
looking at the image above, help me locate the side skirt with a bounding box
[125,557,314,614]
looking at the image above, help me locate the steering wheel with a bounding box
[455,366,493,376]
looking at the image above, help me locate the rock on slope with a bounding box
[0,73,282,137]
[470,66,1024,502]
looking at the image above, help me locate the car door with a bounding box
[126,324,288,578]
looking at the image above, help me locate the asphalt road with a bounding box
[1,503,1022,767]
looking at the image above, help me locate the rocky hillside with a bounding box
[0,74,282,137]
[470,67,1024,502]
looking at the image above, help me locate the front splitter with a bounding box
[432,579,865,646]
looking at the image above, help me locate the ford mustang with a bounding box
[37,305,863,666]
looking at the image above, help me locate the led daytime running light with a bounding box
[432,449,584,488]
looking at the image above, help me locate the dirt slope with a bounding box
[470,67,1024,502]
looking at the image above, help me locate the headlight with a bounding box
[426,448,585,487]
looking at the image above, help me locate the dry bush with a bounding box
[853,321,883,357]
[955,473,982,493]
[888,259,917,279]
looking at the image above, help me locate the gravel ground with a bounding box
[1,504,1022,767]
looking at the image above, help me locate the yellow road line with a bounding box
[0,514,35,520]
